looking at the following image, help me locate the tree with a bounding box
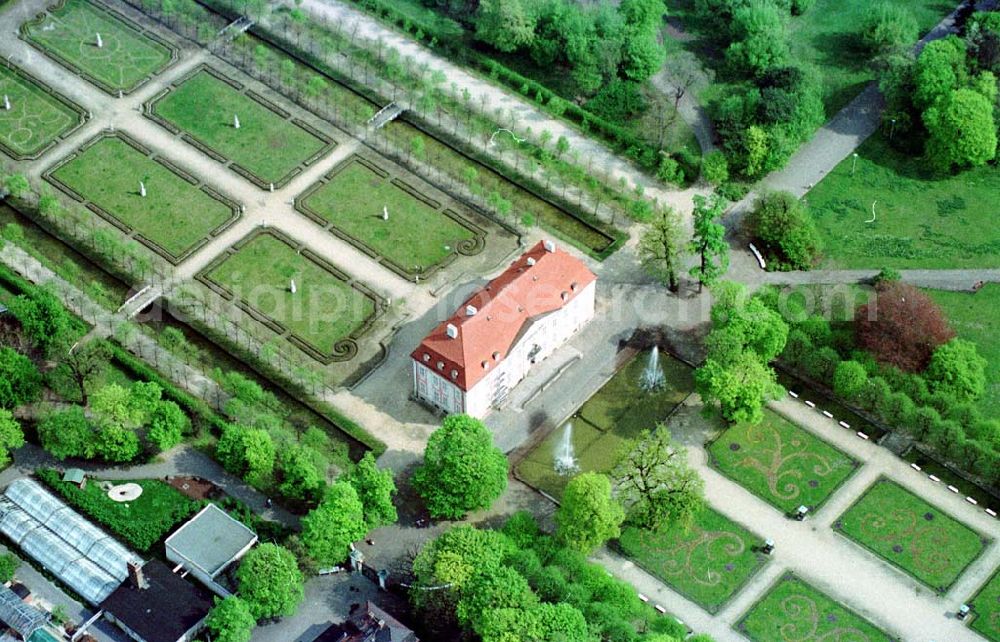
[925,339,988,402]
[345,452,397,530]
[147,400,188,452]
[666,51,712,115]
[236,544,304,619]
[0,410,24,468]
[204,596,255,642]
[833,360,868,401]
[216,424,276,488]
[725,1,789,76]
[54,340,111,405]
[924,88,997,171]
[93,423,141,462]
[702,151,729,186]
[696,350,781,424]
[6,287,72,356]
[475,0,536,53]
[37,407,93,459]
[856,282,955,372]
[638,206,684,292]
[746,191,822,270]
[301,482,366,566]
[0,348,41,409]
[276,444,325,504]
[413,414,508,519]
[621,24,664,81]
[914,36,967,110]
[612,427,704,529]
[456,566,537,636]
[861,1,918,54]
[689,194,730,291]
[1,174,30,199]
[555,472,624,554]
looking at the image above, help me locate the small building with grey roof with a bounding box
[164,504,257,597]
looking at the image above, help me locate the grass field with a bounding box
[807,135,1000,269]
[617,506,767,613]
[203,232,376,355]
[0,64,80,158]
[515,350,694,498]
[152,69,329,184]
[925,285,1000,419]
[834,478,987,592]
[968,569,1000,641]
[738,574,892,641]
[301,159,476,275]
[708,409,859,514]
[49,135,234,259]
[24,0,173,93]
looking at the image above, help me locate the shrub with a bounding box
[0,554,18,583]
[746,191,822,270]
[855,282,955,372]
[861,1,919,54]
[873,266,901,285]
[37,407,93,459]
[833,360,868,401]
[925,339,988,402]
[656,154,685,185]
[701,151,730,186]
[0,348,42,410]
[584,80,647,122]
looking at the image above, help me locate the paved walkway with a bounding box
[761,268,1000,290]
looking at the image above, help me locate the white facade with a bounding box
[413,280,595,418]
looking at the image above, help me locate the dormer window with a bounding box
[437,361,444,370]
[492,351,501,360]
[423,353,430,362]
[482,361,490,370]
[561,292,569,301]
[570,282,578,292]
[451,370,458,379]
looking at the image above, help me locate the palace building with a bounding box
[412,240,596,418]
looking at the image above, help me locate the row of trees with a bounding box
[879,12,1000,171]
[638,194,730,293]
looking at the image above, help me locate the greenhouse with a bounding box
[0,480,142,604]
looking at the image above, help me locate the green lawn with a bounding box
[834,478,987,592]
[301,160,476,275]
[0,64,80,158]
[708,409,859,514]
[807,135,1000,269]
[152,69,329,184]
[23,0,174,93]
[785,0,955,116]
[617,506,768,613]
[968,569,1000,641]
[515,350,694,498]
[49,135,234,259]
[37,469,198,552]
[738,574,892,641]
[925,285,1000,419]
[203,232,376,356]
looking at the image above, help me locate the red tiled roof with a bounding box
[411,241,596,392]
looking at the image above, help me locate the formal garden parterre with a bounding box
[296,154,487,279]
[708,409,860,515]
[834,477,989,593]
[147,65,335,188]
[737,574,894,642]
[0,61,87,160]
[197,229,382,364]
[616,505,769,614]
[21,0,177,95]
[966,568,1000,641]
[44,130,240,263]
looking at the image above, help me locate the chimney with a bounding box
[543,240,555,252]
[526,257,536,266]
[377,619,386,629]
[465,305,477,316]
[446,323,458,339]
[127,562,148,590]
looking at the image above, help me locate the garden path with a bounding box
[760,268,1000,291]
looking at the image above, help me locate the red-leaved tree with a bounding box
[855,282,955,372]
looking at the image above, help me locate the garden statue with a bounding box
[382,205,389,221]
[96,33,103,48]
[139,181,146,198]
[233,114,240,129]
[290,279,297,294]
[2,95,9,111]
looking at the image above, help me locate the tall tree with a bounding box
[204,596,255,642]
[216,424,276,488]
[236,544,304,619]
[688,194,730,291]
[6,287,72,356]
[0,410,25,468]
[301,481,367,566]
[639,206,685,292]
[612,427,704,529]
[855,282,955,372]
[474,0,536,53]
[925,338,987,402]
[37,407,93,460]
[0,348,41,410]
[413,414,508,519]
[555,472,624,554]
[923,88,997,171]
[344,452,398,530]
[54,340,111,405]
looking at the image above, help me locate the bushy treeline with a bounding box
[758,281,1000,488]
[410,515,704,642]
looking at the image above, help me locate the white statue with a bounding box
[139,181,146,198]
[382,206,389,221]
[96,33,103,48]
[233,114,240,129]
[2,95,9,111]
[290,279,297,294]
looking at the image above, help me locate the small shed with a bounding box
[61,469,86,489]
[164,505,257,597]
